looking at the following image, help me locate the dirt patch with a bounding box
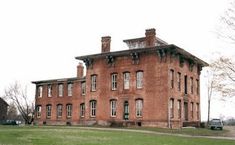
[224,126,235,137]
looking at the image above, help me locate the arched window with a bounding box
[36,105,42,118]
[46,104,52,118]
[90,100,97,117]
[136,99,143,117]
[80,103,85,117]
[110,99,117,117]
[66,104,72,118]
[57,104,63,118]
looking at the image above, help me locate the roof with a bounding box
[75,44,208,66]
[32,77,86,85]
[0,98,8,106]
[123,37,168,45]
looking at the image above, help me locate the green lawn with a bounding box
[0,125,234,145]
[127,126,229,136]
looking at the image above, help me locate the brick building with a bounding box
[32,28,208,128]
[0,98,8,121]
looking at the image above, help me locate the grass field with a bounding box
[0,125,234,145]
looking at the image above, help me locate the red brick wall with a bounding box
[34,50,201,128]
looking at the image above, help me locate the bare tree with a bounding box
[204,64,220,125]
[206,56,235,124]
[212,56,235,99]
[2,82,34,124]
[217,0,235,43]
[7,103,18,120]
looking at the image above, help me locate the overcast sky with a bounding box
[0,0,234,121]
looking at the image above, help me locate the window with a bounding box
[91,75,97,91]
[196,79,199,95]
[136,71,143,89]
[177,72,181,91]
[123,72,130,90]
[170,70,174,88]
[36,105,41,118]
[66,104,72,118]
[81,82,86,95]
[196,103,199,119]
[184,75,188,94]
[136,99,143,117]
[57,104,62,118]
[68,83,73,96]
[90,100,96,117]
[46,105,52,118]
[190,77,193,94]
[177,100,181,119]
[170,99,174,118]
[58,84,63,97]
[191,102,194,119]
[111,73,118,90]
[110,100,117,117]
[48,85,52,97]
[80,103,85,117]
[38,86,43,98]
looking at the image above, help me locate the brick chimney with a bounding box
[77,63,84,78]
[145,28,156,47]
[101,36,111,53]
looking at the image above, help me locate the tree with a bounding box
[205,64,220,125]
[212,56,235,99]
[7,103,18,120]
[206,56,235,124]
[217,0,235,43]
[2,82,34,124]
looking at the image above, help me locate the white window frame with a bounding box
[66,104,72,118]
[38,86,43,98]
[196,79,199,95]
[110,100,117,117]
[48,85,52,97]
[123,72,130,90]
[177,72,181,91]
[177,100,181,119]
[81,82,86,95]
[91,75,97,91]
[90,100,96,117]
[111,73,117,90]
[190,77,193,94]
[136,99,143,117]
[191,102,194,118]
[170,70,174,88]
[136,71,143,89]
[46,105,52,118]
[37,106,41,118]
[80,103,85,117]
[68,83,73,97]
[58,84,63,97]
[170,99,174,118]
[57,104,62,118]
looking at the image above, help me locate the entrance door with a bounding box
[184,102,188,121]
[123,101,129,120]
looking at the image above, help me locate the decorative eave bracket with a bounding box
[83,58,94,69]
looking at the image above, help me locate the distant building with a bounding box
[0,98,8,121]
[32,28,208,128]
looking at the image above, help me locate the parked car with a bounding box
[1,120,17,125]
[209,119,223,130]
